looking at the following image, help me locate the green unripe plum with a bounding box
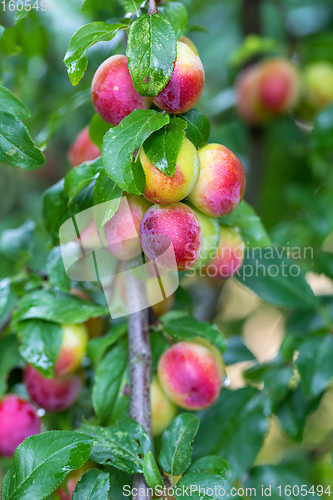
[303,62,333,112]
[188,205,220,268]
[150,376,177,437]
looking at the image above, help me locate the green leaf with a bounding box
[1,431,93,500]
[43,180,70,246]
[223,336,256,365]
[102,109,169,194]
[159,413,200,477]
[143,452,164,490]
[162,314,226,355]
[72,469,110,500]
[0,335,22,397]
[118,0,142,15]
[143,117,187,177]
[38,89,91,148]
[193,388,269,480]
[126,14,177,97]
[235,247,318,310]
[175,473,240,499]
[0,220,35,262]
[188,456,229,476]
[64,23,128,86]
[0,279,17,322]
[0,86,30,120]
[0,111,45,170]
[89,114,112,149]
[180,109,210,149]
[220,201,271,247]
[296,332,333,397]
[244,361,293,406]
[159,1,188,39]
[93,170,123,226]
[80,418,152,474]
[45,246,71,293]
[18,319,63,378]
[276,386,322,441]
[65,159,102,201]
[13,289,108,325]
[92,343,128,424]
[88,324,127,365]
[310,104,333,156]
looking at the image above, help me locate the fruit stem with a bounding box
[126,271,153,500]
[147,0,158,15]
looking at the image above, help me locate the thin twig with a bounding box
[126,272,153,500]
[147,0,158,15]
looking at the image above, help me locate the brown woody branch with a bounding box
[147,0,158,15]
[126,272,153,500]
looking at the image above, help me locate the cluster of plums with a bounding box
[235,57,333,124]
[70,37,246,279]
[0,36,245,487]
[0,320,88,457]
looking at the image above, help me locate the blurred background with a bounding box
[1,0,333,494]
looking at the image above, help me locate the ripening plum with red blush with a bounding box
[152,41,205,114]
[139,203,202,272]
[68,127,100,168]
[188,144,246,217]
[24,365,82,412]
[0,395,41,456]
[102,194,152,261]
[158,342,222,410]
[54,324,88,376]
[203,226,244,279]
[91,55,151,126]
[140,136,199,205]
[235,58,300,123]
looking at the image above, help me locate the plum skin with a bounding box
[0,394,41,456]
[55,323,88,376]
[188,143,246,218]
[139,202,203,272]
[150,376,177,436]
[91,55,150,126]
[102,194,152,261]
[141,137,199,205]
[236,58,300,123]
[68,127,100,168]
[24,365,82,412]
[152,41,205,114]
[158,341,222,410]
[203,226,245,279]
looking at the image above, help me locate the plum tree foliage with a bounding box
[0,0,333,499]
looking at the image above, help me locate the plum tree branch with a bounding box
[126,272,153,500]
[147,0,158,15]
